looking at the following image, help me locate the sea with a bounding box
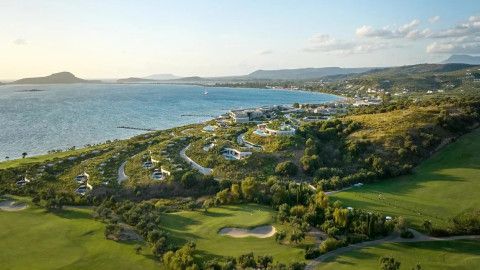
[0,84,341,161]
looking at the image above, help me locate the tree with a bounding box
[333,208,349,228]
[275,161,298,176]
[163,244,197,270]
[238,252,256,269]
[202,199,213,212]
[216,188,230,204]
[395,216,409,233]
[231,184,241,202]
[181,172,197,189]
[203,258,221,270]
[32,196,41,205]
[290,227,305,244]
[314,191,329,209]
[21,152,27,159]
[274,230,287,243]
[257,255,273,269]
[423,220,432,234]
[292,102,300,108]
[241,177,259,201]
[379,257,401,270]
[134,245,142,254]
[277,203,290,223]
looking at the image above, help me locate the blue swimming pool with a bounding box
[203,126,216,131]
[223,154,237,160]
[253,130,268,136]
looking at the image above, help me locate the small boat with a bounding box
[204,88,208,95]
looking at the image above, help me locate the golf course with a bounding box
[161,204,314,263]
[0,196,159,270]
[317,240,480,270]
[330,127,480,230]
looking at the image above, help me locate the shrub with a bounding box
[275,161,298,176]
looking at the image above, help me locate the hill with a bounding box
[116,77,158,83]
[247,67,373,80]
[330,126,480,230]
[10,72,101,84]
[442,54,480,65]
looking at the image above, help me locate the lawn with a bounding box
[330,127,480,230]
[317,240,480,270]
[161,204,314,264]
[0,146,104,170]
[0,197,159,270]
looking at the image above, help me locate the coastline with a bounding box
[0,84,343,163]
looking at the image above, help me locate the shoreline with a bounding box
[0,84,343,163]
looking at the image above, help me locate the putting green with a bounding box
[331,127,480,230]
[161,204,315,263]
[317,240,480,270]
[0,198,159,270]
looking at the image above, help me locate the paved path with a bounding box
[237,133,263,150]
[117,161,129,183]
[180,145,213,175]
[306,229,480,269]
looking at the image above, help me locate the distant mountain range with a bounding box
[442,55,480,65]
[246,67,373,80]
[116,77,158,83]
[10,72,101,85]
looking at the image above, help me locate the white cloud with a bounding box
[428,16,440,24]
[13,38,27,45]
[426,36,480,54]
[356,19,427,40]
[303,33,388,55]
[430,19,480,38]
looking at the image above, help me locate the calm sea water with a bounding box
[0,84,340,161]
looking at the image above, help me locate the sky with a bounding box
[1,0,480,79]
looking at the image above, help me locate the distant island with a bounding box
[14,89,45,92]
[9,72,101,85]
[116,77,158,83]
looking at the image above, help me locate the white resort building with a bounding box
[221,148,252,160]
[256,122,296,136]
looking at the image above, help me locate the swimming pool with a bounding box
[253,130,268,136]
[222,154,237,160]
[203,126,216,131]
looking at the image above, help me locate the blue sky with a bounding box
[1,0,479,78]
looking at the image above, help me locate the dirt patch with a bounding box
[0,201,27,211]
[218,225,276,238]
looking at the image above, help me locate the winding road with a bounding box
[180,145,213,175]
[306,229,480,269]
[117,161,129,183]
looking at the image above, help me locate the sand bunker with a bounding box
[0,201,28,211]
[218,225,276,238]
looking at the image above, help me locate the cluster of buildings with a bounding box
[229,105,292,123]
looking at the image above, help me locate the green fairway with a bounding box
[161,204,314,263]
[0,197,159,270]
[331,127,480,230]
[316,240,480,270]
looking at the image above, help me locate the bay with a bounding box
[0,84,341,161]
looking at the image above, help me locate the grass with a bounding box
[331,127,480,230]
[316,240,480,270]
[0,197,159,270]
[0,146,105,170]
[161,204,315,264]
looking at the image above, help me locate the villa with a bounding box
[256,122,296,136]
[221,148,252,160]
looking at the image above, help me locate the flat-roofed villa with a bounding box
[221,148,252,160]
[230,110,250,123]
[256,122,296,136]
